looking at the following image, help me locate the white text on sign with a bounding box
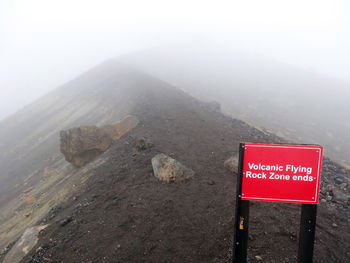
[245,163,315,182]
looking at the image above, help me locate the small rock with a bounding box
[224,155,239,173]
[42,243,50,249]
[339,183,347,189]
[206,180,215,185]
[59,216,73,227]
[326,196,333,201]
[25,211,32,217]
[133,138,153,152]
[332,189,350,203]
[92,194,99,199]
[35,246,43,253]
[255,255,263,261]
[332,223,338,227]
[320,199,327,203]
[326,184,335,192]
[335,177,344,184]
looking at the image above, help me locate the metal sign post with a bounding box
[232,143,322,263]
[233,143,249,263]
[298,204,318,263]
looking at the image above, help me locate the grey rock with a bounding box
[326,184,335,192]
[335,177,344,184]
[151,153,194,183]
[133,137,153,152]
[60,216,73,227]
[332,189,350,203]
[339,183,347,189]
[224,155,239,173]
[255,255,263,261]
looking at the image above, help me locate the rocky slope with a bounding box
[0,61,183,255]
[0,60,349,263]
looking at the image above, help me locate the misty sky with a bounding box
[1,0,349,120]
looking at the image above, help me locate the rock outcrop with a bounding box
[3,225,48,263]
[60,115,139,167]
[224,155,239,173]
[151,153,194,183]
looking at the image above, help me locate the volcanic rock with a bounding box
[60,115,139,167]
[151,153,194,183]
[224,155,239,173]
[3,225,48,263]
[326,184,335,192]
[255,255,263,261]
[339,182,347,189]
[133,137,153,152]
[59,216,73,227]
[332,188,350,203]
[335,177,344,184]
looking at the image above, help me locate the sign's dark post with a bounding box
[233,143,249,263]
[298,204,318,263]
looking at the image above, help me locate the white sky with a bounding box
[0,0,349,120]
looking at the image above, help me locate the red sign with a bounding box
[241,143,323,204]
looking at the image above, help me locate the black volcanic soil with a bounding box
[21,84,350,263]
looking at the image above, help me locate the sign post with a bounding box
[232,143,323,263]
[233,143,249,263]
[298,204,318,262]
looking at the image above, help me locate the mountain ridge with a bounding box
[0,59,349,263]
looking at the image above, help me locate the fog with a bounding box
[1,0,349,120]
[1,2,350,260]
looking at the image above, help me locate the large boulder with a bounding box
[151,153,194,183]
[60,115,139,167]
